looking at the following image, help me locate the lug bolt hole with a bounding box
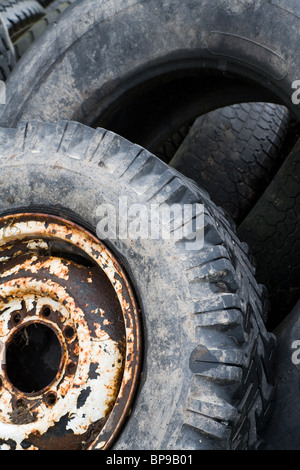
[40,306,51,318]
[64,326,75,340]
[66,362,76,376]
[45,391,57,407]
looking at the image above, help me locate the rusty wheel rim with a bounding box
[0,213,141,450]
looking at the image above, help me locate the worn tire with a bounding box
[0,120,276,450]
[0,16,15,80]
[1,0,300,137]
[238,137,300,330]
[169,103,290,223]
[37,0,54,6]
[13,0,76,60]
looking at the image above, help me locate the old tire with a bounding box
[0,17,15,80]
[13,0,76,60]
[1,0,300,139]
[0,120,276,450]
[169,103,289,223]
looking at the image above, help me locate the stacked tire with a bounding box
[0,0,298,451]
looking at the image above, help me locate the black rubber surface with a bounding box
[169,103,289,223]
[1,2,298,318]
[1,0,297,206]
[0,120,276,449]
[37,0,54,6]
[2,0,300,129]
[0,18,15,80]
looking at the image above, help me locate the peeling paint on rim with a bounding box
[0,214,141,450]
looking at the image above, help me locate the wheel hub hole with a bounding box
[6,323,62,394]
[40,306,51,318]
